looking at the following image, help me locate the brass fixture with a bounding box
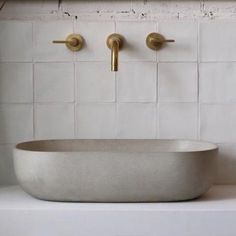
[106,33,124,72]
[146,33,175,50]
[52,33,84,51]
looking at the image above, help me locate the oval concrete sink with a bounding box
[14,139,218,202]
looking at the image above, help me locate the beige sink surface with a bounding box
[14,139,218,202]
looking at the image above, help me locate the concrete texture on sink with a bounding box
[13,139,218,202]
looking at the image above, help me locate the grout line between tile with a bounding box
[156,62,159,139]
[3,60,236,64]
[4,101,236,105]
[197,21,201,140]
[32,63,36,140]
[74,62,77,138]
[31,20,36,140]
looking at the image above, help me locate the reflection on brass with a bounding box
[146,32,175,50]
[106,33,124,72]
[53,33,84,51]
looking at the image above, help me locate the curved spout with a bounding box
[111,39,119,71]
[107,34,124,72]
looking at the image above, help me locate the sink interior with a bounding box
[16,139,217,153]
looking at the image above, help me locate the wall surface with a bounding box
[1,0,236,185]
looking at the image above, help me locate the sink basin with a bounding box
[14,139,218,202]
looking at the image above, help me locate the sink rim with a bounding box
[15,139,218,154]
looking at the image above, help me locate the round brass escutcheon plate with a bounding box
[146,32,174,51]
[106,33,124,50]
[146,32,166,50]
[65,34,84,51]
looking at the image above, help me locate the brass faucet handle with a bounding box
[161,39,175,43]
[146,32,175,50]
[52,33,84,51]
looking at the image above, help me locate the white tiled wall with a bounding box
[34,20,74,62]
[117,62,156,102]
[76,103,116,138]
[117,103,156,139]
[76,62,115,102]
[0,21,33,62]
[35,104,75,139]
[1,0,236,184]
[158,22,198,62]
[159,103,198,140]
[158,63,198,102]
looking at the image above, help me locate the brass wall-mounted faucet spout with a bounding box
[106,33,124,72]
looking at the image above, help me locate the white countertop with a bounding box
[0,184,236,211]
[1,185,236,236]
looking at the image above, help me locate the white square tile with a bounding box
[0,21,32,62]
[34,63,74,102]
[35,104,74,139]
[0,104,33,143]
[76,62,115,102]
[0,63,33,103]
[159,103,198,139]
[117,62,157,102]
[200,63,236,103]
[0,144,16,185]
[76,103,116,138]
[216,143,236,184]
[158,63,198,102]
[34,20,74,62]
[200,104,236,143]
[200,21,236,61]
[76,21,115,61]
[158,22,198,62]
[116,21,156,61]
[117,103,156,138]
